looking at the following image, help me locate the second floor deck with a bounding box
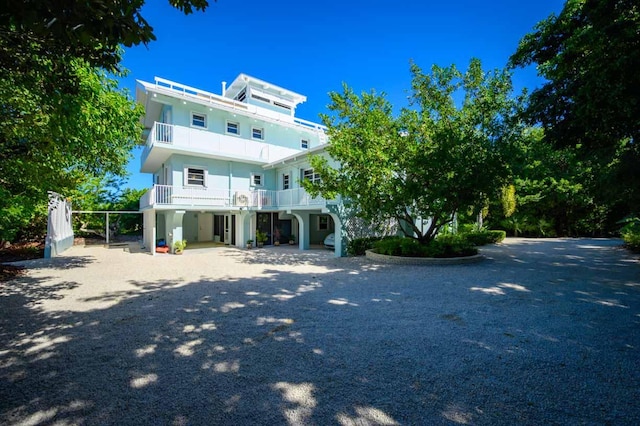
[140,184,334,211]
[141,122,309,172]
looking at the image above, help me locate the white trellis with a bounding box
[44,191,74,258]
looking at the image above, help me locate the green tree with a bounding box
[0,0,212,243]
[305,59,521,243]
[489,128,606,237]
[1,0,211,72]
[0,60,143,243]
[509,0,640,215]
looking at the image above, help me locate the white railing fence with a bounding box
[140,185,333,209]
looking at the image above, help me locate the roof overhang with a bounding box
[263,144,328,169]
[224,73,307,106]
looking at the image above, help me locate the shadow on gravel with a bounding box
[6,255,95,271]
[1,238,639,425]
[219,246,336,267]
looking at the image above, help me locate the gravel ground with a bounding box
[1,238,639,425]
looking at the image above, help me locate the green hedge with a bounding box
[372,235,477,258]
[463,229,506,246]
[347,236,395,256]
[622,230,640,253]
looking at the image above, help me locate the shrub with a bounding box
[464,229,506,246]
[347,236,393,256]
[433,234,478,257]
[623,231,640,252]
[372,235,477,258]
[620,218,640,253]
[372,237,404,256]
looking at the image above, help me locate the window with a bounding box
[318,216,330,230]
[191,112,207,128]
[252,127,264,140]
[301,139,309,149]
[235,88,246,102]
[274,101,292,111]
[251,173,263,187]
[302,168,320,183]
[186,167,205,186]
[282,174,290,190]
[226,121,239,135]
[251,93,271,103]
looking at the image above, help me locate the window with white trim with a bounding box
[302,168,320,183]
[226,120,239,135]
[252,126,264,140]
[282,173,290,190]
[251,172,263,187]
[191,112,207,128]
[185,167,206,186]
[301,139,309,149]
[318,216,330,231]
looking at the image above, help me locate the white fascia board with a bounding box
[262,144,328,169]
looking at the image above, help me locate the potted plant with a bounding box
[256,230,268,248]
[246,239,253,249]
[274,228,281,246]
[289,234,296,245]
[173,239,187,254]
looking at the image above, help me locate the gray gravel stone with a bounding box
[0,238,638,425]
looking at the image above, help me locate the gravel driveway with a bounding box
[1,238,639,425]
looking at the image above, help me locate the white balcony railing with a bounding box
[153,77,327,133]
[143,122,272,162]
[276,188,328,207]
[141,122,307,168]
[139,185,332,210]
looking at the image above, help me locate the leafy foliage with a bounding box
[463,229,506,246]
[373,235,477,258]
[305,59,521,243]
[486,127,611,237]
[619,217,640,252]
[510,0,640,218]
[0,1,210,243]
[0,0,211,73]
[0,59,143,243]
[347,236,392,256]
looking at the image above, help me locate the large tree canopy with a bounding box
[509,0,639,152]
[305,59,522,243]
[509,0,640,214]
[0,0,211,72]
[0,1,212,243]
[0,58,144,242]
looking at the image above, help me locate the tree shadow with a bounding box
[1,238,638,425]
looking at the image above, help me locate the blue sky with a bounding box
[120,0,566,190]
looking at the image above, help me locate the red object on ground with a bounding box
[156,246,169,253]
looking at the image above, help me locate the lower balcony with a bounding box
[139,185,331,210]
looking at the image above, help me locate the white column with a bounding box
[328,212,344,257]
[166,210,185,253]
[292,212,310,250]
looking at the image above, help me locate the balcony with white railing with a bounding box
[139,185,334,210]
[141,122,305,172]
[152,77,327,133]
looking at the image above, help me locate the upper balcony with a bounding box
[139,185,334,211]
[138,77,328,135]
[141,122,302,172]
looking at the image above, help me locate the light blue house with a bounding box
[136,74,344,256]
